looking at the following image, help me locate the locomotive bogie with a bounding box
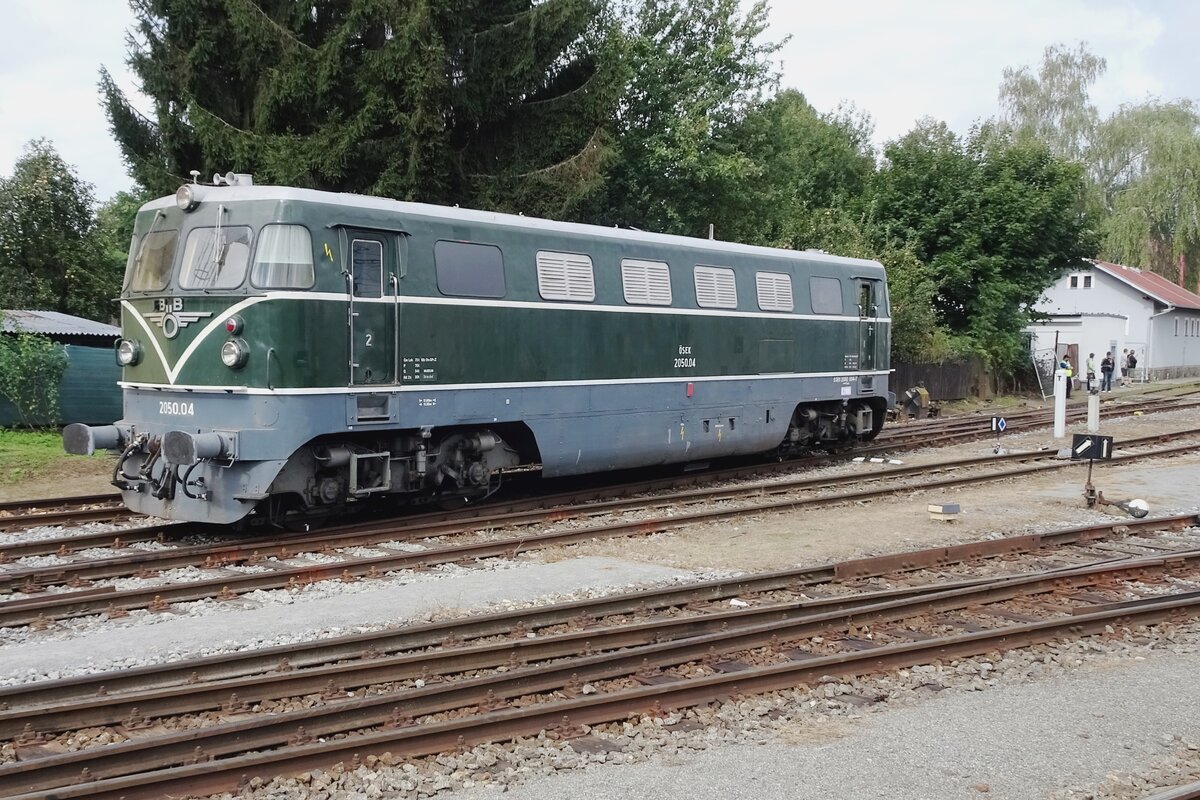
[64,182,893,526]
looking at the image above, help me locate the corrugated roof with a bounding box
[1091,260,1200,311]
[1,310,120,338]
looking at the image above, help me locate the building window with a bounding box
[694,266,737,309]
[1083,275,1092,288]
[810,276,844,315]
[621,258,672,305]
[434,240,506,298]
[756,272,794,312]
[536,251,595,302]
[1069,275,1079,288]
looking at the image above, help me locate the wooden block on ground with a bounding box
[928,502,960,522]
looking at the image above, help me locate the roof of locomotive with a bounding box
[144,185,886,274]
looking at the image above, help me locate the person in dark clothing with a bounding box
[1100,354,1114,391]
[1060,356,1073,398]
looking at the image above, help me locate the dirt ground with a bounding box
[539,402,1200,572]
[0,455,116,503]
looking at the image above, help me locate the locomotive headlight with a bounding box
[224,315,244,335]
[115,338,141,366]
[175,184,199,212]
[220,338,249,369]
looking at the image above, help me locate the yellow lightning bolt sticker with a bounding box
[324,243,334,261]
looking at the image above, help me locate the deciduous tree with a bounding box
[870,121,1095,370]
[581,0,783,236]
[0,140,111,321]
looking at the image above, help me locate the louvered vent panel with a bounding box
[756,272,794,312]
[622,259,672,305]
[537,251,595,302]
[695,266,737,309]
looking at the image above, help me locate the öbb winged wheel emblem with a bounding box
[144,309,213,339]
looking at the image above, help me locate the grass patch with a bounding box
[0,428,91,485]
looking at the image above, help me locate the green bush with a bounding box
[0,329,68,428]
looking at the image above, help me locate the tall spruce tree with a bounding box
[102,0,621,217]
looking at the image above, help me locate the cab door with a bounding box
[857,279,882,372]
[347,232,395,385]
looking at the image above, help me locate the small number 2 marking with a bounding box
[365,334,373,347]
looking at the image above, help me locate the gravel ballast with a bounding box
[0,556,693,681]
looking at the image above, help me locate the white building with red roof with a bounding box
[1027,260,1200,381]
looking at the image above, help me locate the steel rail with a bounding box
[876,395,1200,439]
[3,550,1196,794]
[8,572,1200,799]
[2,439,1197,629]
[1143,781,1200,800]
[0,504,130,533]
[0,493,121,516]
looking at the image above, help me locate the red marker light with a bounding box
[224,316,244,335]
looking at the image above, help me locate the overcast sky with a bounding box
[2,0,1198,201]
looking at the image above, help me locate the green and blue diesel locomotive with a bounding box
[64,176,892,525]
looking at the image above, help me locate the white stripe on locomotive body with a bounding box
[122,292,891,386]
[120,369,892,395]
[142,186,886,274]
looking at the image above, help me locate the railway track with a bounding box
[0,495,127,532]
[1,390,1196,536]
[2,513,1198,799]
[2,425,1198,628]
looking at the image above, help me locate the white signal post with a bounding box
[1087,390,1100,433]
[1053,368,1067,439]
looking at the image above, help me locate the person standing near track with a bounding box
[1059,355,1073,398]
[1085,352,1097,392]
[1125,349,1138,384]
[1100,352,1114,392]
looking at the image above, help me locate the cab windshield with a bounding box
[128,230,178,291]
[179,226,253,289]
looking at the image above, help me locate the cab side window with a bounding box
[251,225,315,289]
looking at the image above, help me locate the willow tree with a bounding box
[1096,100,1200,290]
[998,42,1106,163]
[101,0,622,217]
[998,42,1200,290]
